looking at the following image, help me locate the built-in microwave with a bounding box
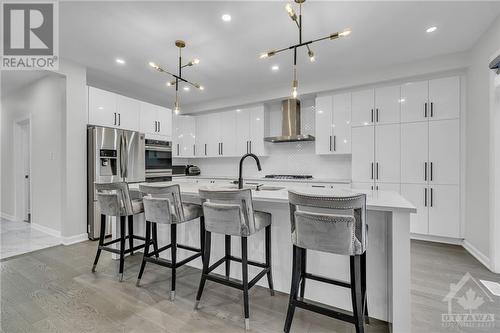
[145,139,172,182]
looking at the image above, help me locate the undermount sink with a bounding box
[221,184,285,191]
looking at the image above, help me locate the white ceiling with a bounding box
[59,1,500,112]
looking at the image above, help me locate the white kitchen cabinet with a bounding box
[375,85,400,124]
[351,89,374,127]
[88,87,142,131]
[428,185,460,238]
[429,119,460,185]
[314,93,351,155]
[88,87,118,128]
[428,76,460,121]
[400,80,428,123]
[401,184,429,235]
[195,114,211,157]
[116,95,140,131]
[351,126,375,183]
[140,102,172,139]
[173,115,196,157]
[235,106,266,156]
[375,124,400,183]
[314,95,333,155]
[218,111,237,157]
[401,122,428,184]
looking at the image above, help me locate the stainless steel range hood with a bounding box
[264,99,315,143]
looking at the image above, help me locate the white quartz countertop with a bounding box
[132,181,416,213]
[172,175,351,184]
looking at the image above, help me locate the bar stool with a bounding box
[136,184,205,301]
[284,190,369,333]
[92,182,147,281]
[195,188,274,331]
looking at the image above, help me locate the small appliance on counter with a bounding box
[186,165,201,176]
[172,165,188,177]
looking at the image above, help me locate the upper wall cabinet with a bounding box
[315,93,351,155]
[240,106,266,156]
[88,87,119,129]
[374,85,401,124]
[173,115,196,157]
[401,76,459,123]
[115,95,140,131]
[140,102,172,139]
[351,89,374,127]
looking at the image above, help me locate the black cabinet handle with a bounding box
[424,188,428,207]
[371,109,374,123]
[371,162,374,180]
[430,102,434,117]
[334,135,336,151]
[221,142,223,155]
[424,103,428,118]
[118,113,121,126]
[193,144,195,156]
[376,162,379,180]
[424,162,428,181]
[204,143,207,156]
[249,141,252,153]
[312,185,325,188]
[430,162,433,181]
[430,188,433,207]
[158,121,160,132]
[177,143,179,156]
[114,113,117,126]
[329,135,332,151]
[376,108,379,122]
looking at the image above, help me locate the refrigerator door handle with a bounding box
[120,134,128,179]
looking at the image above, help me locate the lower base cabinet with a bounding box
[402,184,460,238]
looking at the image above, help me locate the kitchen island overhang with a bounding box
[127,182,416,333]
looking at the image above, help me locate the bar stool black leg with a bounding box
[195,230,211,309]
[361,252,369,324]
[299,248,307,299]
[284,245,301,333]
[136,221,151,286]
[350,255,365,333]
[119,216,126,282]
[128,215,134,255]
[225,235,231,279]
[241,236,250,330]
[152,223,159,259]
[92,214,107,272]
[170,224,177,301]
[199,217,205,262]
[265,225,275,296]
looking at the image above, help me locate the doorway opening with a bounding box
[14,118,31,223]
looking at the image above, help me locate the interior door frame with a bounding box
[14,116,32,223]
[490,50,500,273]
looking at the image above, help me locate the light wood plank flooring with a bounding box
[1,240,499,332]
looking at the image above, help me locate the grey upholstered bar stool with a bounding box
[195,188,274,331]
[93,182,147,281]
[136,184,205,301]
[284,190,369,333]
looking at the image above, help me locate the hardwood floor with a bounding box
[1,240,499,332]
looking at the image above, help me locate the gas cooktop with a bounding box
[264,175,313,180]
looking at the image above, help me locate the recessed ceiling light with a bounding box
[426,26,437,33]
[236,109,241,112]
[271,65,279,71]
[115,58,125,65]
[183,86,190,91]
[222,14,231,22]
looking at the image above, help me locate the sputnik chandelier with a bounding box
[259,0,351,99]
[149,40,204,114]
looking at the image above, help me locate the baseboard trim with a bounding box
[1,212,17,222]
[463,240,491,269]
[411,233,463,245]
[31,223,61,238]
[61,233,88,246]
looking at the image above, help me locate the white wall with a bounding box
[464,15,500,268]
[57,60,89,242]
[1,74,66,234]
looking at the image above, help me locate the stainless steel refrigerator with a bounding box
[87,126,145,240]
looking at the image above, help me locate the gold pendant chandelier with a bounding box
[149,40,204,114]
[259,0,351,99]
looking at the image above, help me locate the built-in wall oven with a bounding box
[145,139,172,182]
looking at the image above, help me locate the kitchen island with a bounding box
[127,181,416,333]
